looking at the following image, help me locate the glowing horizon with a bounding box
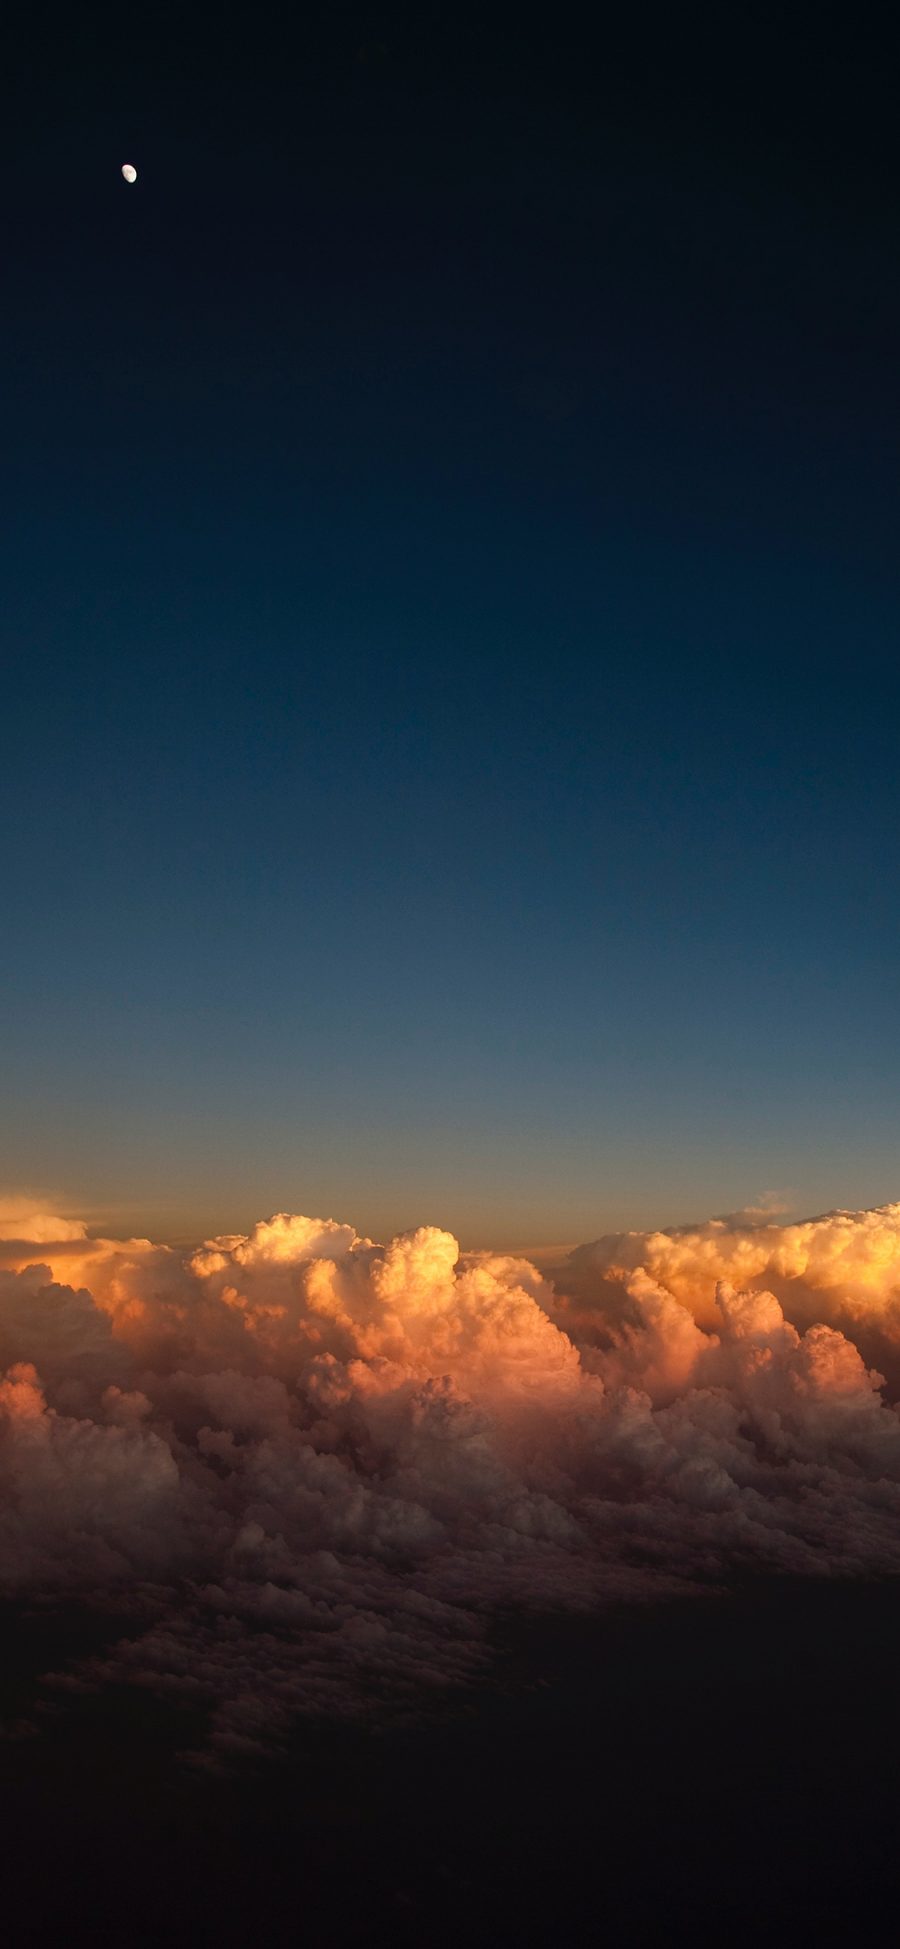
[3,1170,899,1265]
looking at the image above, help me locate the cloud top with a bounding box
[4,1197,900,1757]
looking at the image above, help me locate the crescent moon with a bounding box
[121,163,137,184]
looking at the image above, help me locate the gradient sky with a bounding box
[4,6,900,1245]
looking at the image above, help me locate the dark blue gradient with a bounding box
[4,6,900,1240]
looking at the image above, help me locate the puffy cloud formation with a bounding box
[4,1198,900,1759]
[552,1201,900,1381]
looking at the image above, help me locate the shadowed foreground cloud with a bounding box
[4,1199,900,1761]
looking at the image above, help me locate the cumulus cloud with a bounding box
[4,1197,900,1759]
[551,1201,900,1380]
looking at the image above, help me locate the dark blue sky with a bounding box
[4,5,900,1242]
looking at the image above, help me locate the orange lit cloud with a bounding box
[4,1196,900,1759]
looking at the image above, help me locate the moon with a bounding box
[121,163,137,184]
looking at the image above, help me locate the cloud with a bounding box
[4,1197,900,1760]
[0,1197,88,1245]
[551,1201,900,1370]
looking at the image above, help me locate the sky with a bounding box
[4,4,900,1245]
[7,13,900,1937]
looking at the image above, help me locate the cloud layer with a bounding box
[4,1198,900,1758]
